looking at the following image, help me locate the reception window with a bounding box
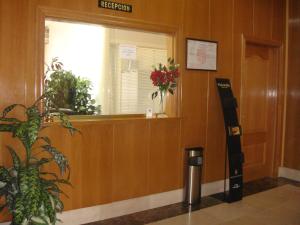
[44,19,173,116]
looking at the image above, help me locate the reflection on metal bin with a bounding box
[183,147,203,205]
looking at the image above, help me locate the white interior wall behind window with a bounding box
[45,20,106,103]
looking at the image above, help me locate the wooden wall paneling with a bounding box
[0,2,30,204]
[181,71,208,148]
[253,0,273,40]
[272,0,285,42]
[284,0,300,170]
[42,122,114,210]
[205,0,234,182]
[233,0,254,37]
[0,1,27,110]
[0,134,25,168]
[116,0,145,21]
[149,118,181,193]
[38,0,145,21]
[210,0,234,75]
[143,0,182,27]
[41,124,83,210]
[112,120,149,201]
[165,31,182,118]
[58,129,84,210]
[183,0,210,38]
[37,0,184,26]
[268,47,283,177]
[273,48,285,176]
[181,0,210,150]
[75,122,114,207]
[233,0,254,100]
[26,0,42,105]
[0,0,36,210]
[38,0,100,15]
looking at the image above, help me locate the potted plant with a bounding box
[150,58,179,117]
[45,58,101,115]
[0,95,78,225]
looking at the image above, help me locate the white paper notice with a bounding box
[187,40,217,70]
[119,44,137,60]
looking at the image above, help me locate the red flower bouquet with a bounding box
[150,58,179,107]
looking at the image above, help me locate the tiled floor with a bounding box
[149,184,300,225]
[86,178,300,225]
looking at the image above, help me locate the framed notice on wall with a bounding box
[186,38,218,71]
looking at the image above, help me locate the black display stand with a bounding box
[216,78,244,203]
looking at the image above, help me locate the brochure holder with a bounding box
[216,78,244,202]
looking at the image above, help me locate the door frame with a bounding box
[241,34,285,178]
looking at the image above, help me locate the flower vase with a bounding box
[157,90,168,118]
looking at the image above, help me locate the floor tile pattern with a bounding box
[86,177,300,225]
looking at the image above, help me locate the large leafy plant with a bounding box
[45,58,100,115]
[0,96,77,225]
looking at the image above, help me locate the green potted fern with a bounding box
[0,96,77,225]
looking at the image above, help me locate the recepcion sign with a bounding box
[98,0,132,13]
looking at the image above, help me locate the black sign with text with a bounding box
[98,0,132,13]
[216,78,244,203]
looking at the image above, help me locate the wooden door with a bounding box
[241,42,279,182]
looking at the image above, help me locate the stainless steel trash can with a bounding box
[184,147,203,205]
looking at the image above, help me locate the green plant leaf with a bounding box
[42,192,56,224]
[1,104,25,118]
[0,117,20,123]
[33,94,47,107]
[0,181,6,189]
[41,145,69,176]
[21,218,29,225]
[58,112,79,135]
[6,146,21,170]
[38,136,52,145]
[13,193,26,225]
[49,179,72,186]
[47,186,69,199]
[34,158,53,167]
[17,167,42,223]
[30,216,48,225]
[40,172,59,180]
[0,95,76,224]
[40,179,69,199]
[0,123,16,132]
[12,105,42,155]
[152,91,158,100]
[0,166,10,182]
[52,195,64,212]
[168,89,174,95]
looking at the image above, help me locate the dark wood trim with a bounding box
[243,35,282,48]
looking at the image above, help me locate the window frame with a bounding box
[37,6,181,120]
